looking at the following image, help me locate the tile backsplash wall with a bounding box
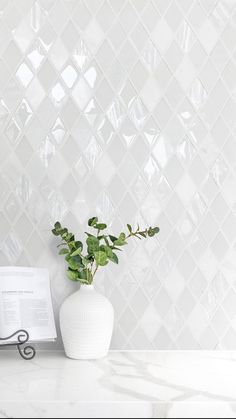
[1,0,236,349]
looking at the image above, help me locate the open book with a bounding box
[0,267,57,344]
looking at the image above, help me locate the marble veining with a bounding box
[1,351,236,418]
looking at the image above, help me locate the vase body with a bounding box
[60,285,114,360]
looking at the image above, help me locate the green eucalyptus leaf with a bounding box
[95,251,108,266]
[75,241,83,250]
[70,248,82,257]
[100,245,113,258]
[57,242,67,247]
[52,229,60,236]
[95,223,107,231]
[65,254,71,262]
[78,278,90,285]
[108,252,119,264]
[82,257,91,267]
[67,255,83,270]
[127,224,132,233]
[65,233,74,242]
[67,269,80,281]
[104,236,110,246]
[109,235,118,243]
[54,222,61,229]
[61,229,69,239]
[105,247,113,258]
[84,254,94,262]
[112,246,123,251]
[139,232,147,238]
[88,217,98,227]
[87,236,100,254]
[114,233,127,246]
[148,227,160,237]
[59,248,69,255]
[114,237,127,246]
[68,241,76,250]
[78,269,92,283]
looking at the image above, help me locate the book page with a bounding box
[0,267,57,344]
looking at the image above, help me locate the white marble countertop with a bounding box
[1,351,236,418]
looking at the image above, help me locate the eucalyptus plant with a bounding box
[52,218,159,285]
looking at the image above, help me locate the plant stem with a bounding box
[92,264,99,281]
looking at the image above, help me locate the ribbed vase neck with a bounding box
[80,284,94,290]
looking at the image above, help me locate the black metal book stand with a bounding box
[0,329,36,360]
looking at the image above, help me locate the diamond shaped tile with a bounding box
[26,231,45,262]
[152,18,173,53]
[38,59,57,90]
[106,98,126,130]
[199,19,219,54]
[165,307,185,339]
[50,82,66,107]
[16,63,34,88]
[84,136,102,168]
[140,304,161,341]
[15,100,33,128]
[39,21,57,52]
[4,193,20,222]
[96,1,115,33]
[84,61,103,89]
[61,174,79,204]
[177,288,196,318]
[73,1,92,30]
[166,230,185,261]
[14,19,35,53]
[97,116,115,144]
[211,232,229,261]
[95,153,115,186]
[27,40,46,70]
[15,136,34,166]
[2,232,23,264]
[3,41,22,73]
[39,135,56,168]
[61,21,79,52]
[14,213,33,243]
[0,99,10,129]
[47,0,68,33]
[118,40,138,71]
[141,77,162,112]
[26,78,46,110]
[60,98,78,129]
[189,78,208,110]
[84,18,105,53]
[50,39,69,70]
[61,63,78,89]
[72,78,92,110]
[51,117,66,144]
[5,119,21,145]
[176,56,197,90]
[120,117,137,148]
[119,2,138,33]
[141,39,161,72]
[154,289,172,318]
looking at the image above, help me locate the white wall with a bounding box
[0,0,236,349]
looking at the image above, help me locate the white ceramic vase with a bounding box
[60,285,114,360]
